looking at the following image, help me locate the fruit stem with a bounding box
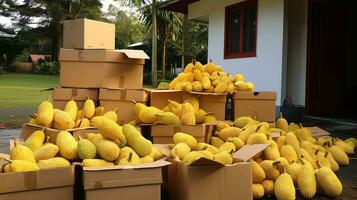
[279,112,283,118]
[113,108,119,112]
[131,100,137,104]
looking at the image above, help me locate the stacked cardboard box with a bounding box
[55,18,149,125]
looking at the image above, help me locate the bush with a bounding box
[15,49,30,62]
[32,57,59,75]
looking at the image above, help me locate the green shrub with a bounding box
[32,57,59,75]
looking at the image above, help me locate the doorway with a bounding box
[306,0,357,118]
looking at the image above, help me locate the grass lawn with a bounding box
[0,73,59,127]
[0,73,59,109]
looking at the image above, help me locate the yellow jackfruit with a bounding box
[211,136,224,148]
[7,160,39,172]
[316,167,343,197]
[83,97,95,119]
[233,116,254,128]
[156,112,181,125]
[262,179,274,197]
[205,61,216,74]
[78,138,97,160]
[218,127,241,141]
[173,132,198,149]
[123,124,153,157]
[37,157,70,169]
[253,183,265,199]
[180,102,196,125]
[276,113,288,132]
[34,143,59,161]
[185,96,200,113]
[138,106,163,124]
[274,172,295,200]
[94,106,105,116]
[195,109,214,124]
[217,142,236,153]
[10,144,36,163]
[214,82,228,93]
[56,131,78,160]
[252,160,266,183]
[168,100,182,117]
[82,159,114,167]
[64,99,78,121]
[171,142,191,160]
[53,109,75,130]
[247,133,268,144]
[90,116,127,146]
[226,137,245,150]
[95,139,120,161]
[24,130,45,152]
[201,76,211,89]
[103,108,119,122]
[297,160,316,198]
[182,151,202,166]
[35,99,54,127]
[214,151,233,165]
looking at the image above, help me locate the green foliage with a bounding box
[32,58,59,75]
[15,49,30,62]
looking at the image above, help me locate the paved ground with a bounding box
[0,107,35,128]
[0,128,20,153]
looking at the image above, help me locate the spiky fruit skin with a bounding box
[218,142,236,153]
[286,132,300,152]
[24,130,45,152]
[37,157,70,169]
[123,124,153,157]
[91,116,127,146]
[286,162,302,183]
[10,145,36,163]
[83,98,95,119]
[64,99,78,121]
[239,124,258,142]
[140,155,154,163]
[276,115,288,132]
[211,137,224,148]
[56,131,78,160]
[335,140,354,154]
[200,150,214,160]
[82,159,114,167]
[173,132,198,150]
[78,139,97,160]
[8,160,39,172]
[79,118,90,128]
[280,145,298,163]
[34,143,59,161]
[252,161,266,183]
[247,133,267,144]
[95,139,120,161]
[262,179,274,197]
[36,100,54,127]
[253,183,265,199]
[156,112,181,125]
[94,106,105,116]
[180,102,196,125]
[171,143,191,160]
[227,137,245,150]
[316,167,343,197]
[233,116,253,128]
[204,115,217,123]
[103,110,118,122]
[264,140,280,160]
[274,173,295,200]
[297,162,316,198]
[53,109,75,130]
[218,127,241,141]
[328,145,349,166]
[150,146,164,161]
[182,151,203,166]
[116,146,141,165]
[214,151,233,165]
[260,160,280,181]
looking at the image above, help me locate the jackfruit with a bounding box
[200,150,214,160]
[180,102,196,125]
[53,109,75,130]
[286,132,300,152]
[64,99,78,121]
[184,61,195,73]
[214,82,228,93]
[38,157,70,169]
[193,69,203,81]
[182,151,203,165]
[7,160,39,172]
[234,116,253,128]
[132,100,147,115]
[263,139,280,160]
[157,81,170,90]
[297,160,316,198]
[280,145,298,163]
[335,139,354,154]
[238,124,258,143]
[214,151,233,165]
[138,106,163,124]
[116,146,141,165]
[276,135,287,150]
[286,162,302,183]
[226,137,245,150]
[76,109,84,121]
[260,160,281,181]
[218,142,236,153]
[206,60,216,74]
[123,124,153,157]
[192,81,203,92]
[196,109,214,124]
[288,122,300,132]
[95,139,120,161]
[156,112,181,125]
[202,76,211,89]
[274,172,296,200]
[34,143,59,161]
[234,81,248,91]
[186,96,200,113]
[94,106,105,116]
[276,113,288,132]
[233,73,245,82]
[36,99,54,127]
[218,127,241,141]
[10,144,36,163]
[56,131,78,160]
[171,143,191,160]
[204,115,216,123]
[82,159,114,167]
[326,144,349,166]
[24,130,45,152]
[168,100,182,117]
[90,116,127,146]
[83,97,95,119]
[252,160,266,183]
[253,183,265,199]
[247,133,268,144]
[78,139,97,160]
[262,179,274,197]
[103,108,119,122]
[173,132,198,149]
[211,136,224,148]
[246,82,254,92]
[316,167,343,197]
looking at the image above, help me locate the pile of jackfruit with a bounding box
[208,115,355,199]
[131,96,216,125]
[168,60,254,93]
[28,97,119,129]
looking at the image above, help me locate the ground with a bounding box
[0,73,59,127]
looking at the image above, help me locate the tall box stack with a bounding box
[57,18,149,124]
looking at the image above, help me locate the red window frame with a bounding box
[224,0,258,59]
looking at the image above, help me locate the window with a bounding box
[224,0,257,59]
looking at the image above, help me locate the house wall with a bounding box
[286,0,308,106]
[188,0,286,105]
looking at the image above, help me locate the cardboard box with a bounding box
[99,88,149,125]
[21,123,98,143]
[79,160,170,200]
[156,144,269,200]
[307,126,331,137]
[150,124,215,144]
[0,161,75,200]
[52,87,99,109]
[63,18,115,49]
[233,91,277,122]
[150,90,227,120]
[59,49,149,89]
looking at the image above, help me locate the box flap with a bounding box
[99,88,148,102]
[233,91,277,100]
[188,91,228,96]
[150,89,182,93]
[52,87,98,100]
[307,126,331,137]
[117,49,149,59]
[233,144,269,162]
[153,144,171,157]
[271,132,281,138]
[83,159,170,171]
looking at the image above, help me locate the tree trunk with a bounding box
[182,14,189,67]
[162,35,167,80]
[151,0,158,87]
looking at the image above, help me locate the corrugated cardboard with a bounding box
[0,162,75,200]
[150,90,227,120]
[63,18,115,49]
[233,91,277,122]
[150,124,215,144]
[156,144,268,200]
[52,87,99,109]
[307,126,331,137]
[59,49,149,89]
[21,123,98,143]
[99,88,149,124]
[80,160,170,200]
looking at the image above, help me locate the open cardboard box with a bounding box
[52,87,99,109]
[78,159,171,200]
[233,91,277,122]
[150,90,227,121]
[59,49,149,89]
[99,88,149,125]
[63,18,115,49]
[0,157,75,200]
[307,126,331,137]
[21,123,98,143]
[150,123,216,144]
[155,144,269,200]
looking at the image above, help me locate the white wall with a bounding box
[188,0,286,105]
[286,0,308,106]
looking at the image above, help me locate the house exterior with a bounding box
[162,0,309,108]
